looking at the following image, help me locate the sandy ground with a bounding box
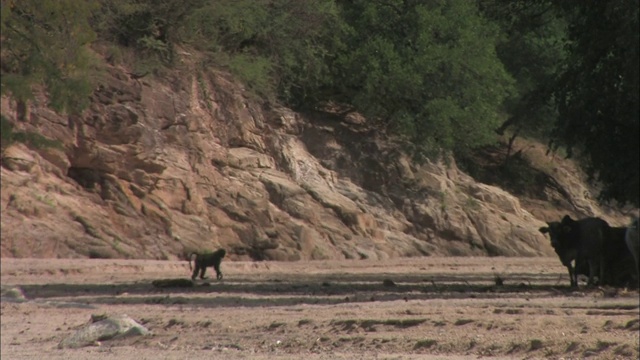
[1,257,639,360]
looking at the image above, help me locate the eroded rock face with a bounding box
[0,66,628,260]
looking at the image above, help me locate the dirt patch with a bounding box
[1,257,639,359]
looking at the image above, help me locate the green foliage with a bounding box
[265,0,346,105]
[177,0,268,52]
[176,0,273,97]
[332,0,515,155]
[0,0,635,206]
[0,0,98,114]
[92,0,200,73]
[227,54,274,100]
[478,0,638,205]
[479,0,568,140]
[177,0,344,104]
[1,115,63,152]
[0,115,15,150]
[552,0,639,206]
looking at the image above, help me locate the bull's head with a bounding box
[539,221,572,248]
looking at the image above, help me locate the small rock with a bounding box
[1,287,28,303]
[91,314,108,323]
[344,112,366,125]
[382,279,396,287]
[2,145,37,173]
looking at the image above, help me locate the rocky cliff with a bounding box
[0,63,630,260]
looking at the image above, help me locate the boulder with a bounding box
[58,314,150,349]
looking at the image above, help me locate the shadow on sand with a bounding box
[13,272,638,309]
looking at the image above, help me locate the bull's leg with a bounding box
[598,256,606,286]
[567,265,576,287]
[587,258,599,286]
[630,245,640,283]
[636,256,640,286]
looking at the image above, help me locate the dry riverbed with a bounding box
[1,257,639,359]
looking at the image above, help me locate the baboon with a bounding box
[188,249,226,281]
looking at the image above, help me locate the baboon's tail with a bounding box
[188,253,197,270]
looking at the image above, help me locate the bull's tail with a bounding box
[188,253,197,270]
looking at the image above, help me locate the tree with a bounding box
[479,0,568,143]
[177,0,344,104]
[552,0,639,206]
[0,0,98,114]
[332,0,515,156]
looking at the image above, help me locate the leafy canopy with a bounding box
[0,0,637,205]
[0,0,98,114]
[479,0,568,140]
[177,0,344,104]
[332,0,515,155]
[552,0,639,206]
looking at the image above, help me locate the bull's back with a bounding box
[574,217,608,255]
[607,227,631,255]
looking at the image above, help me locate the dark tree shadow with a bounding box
[14,272,637,309]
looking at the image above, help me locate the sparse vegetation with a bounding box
[72,214,102,239]
[197,320,212,328]
[592,340,617,352]
[196,70,213,111]
[382,279,396,287]
[165,318,185,328]
[624,319,640,331]
[464,196,481,211]
[111,236,124,256]
[507,342,525,354]
[565,341,580,352]
[438,191,448,212]
[87,247,116,259]
[413,339,437,350]
[267,321,286,330]
[454,319,475,326]
[90,313,108,323]
[529,339,544,351]
[614,344,636,357]
[34,194,57,208]
[1,116,63,153]
[504,309,523,315]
